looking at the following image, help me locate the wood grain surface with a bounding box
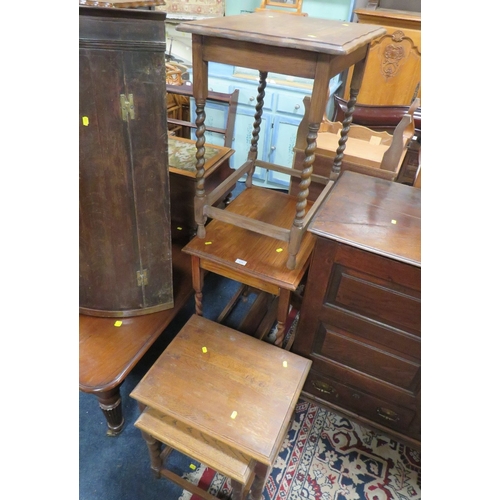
[131,314,312,465]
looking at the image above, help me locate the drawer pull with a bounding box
[312,380,336,394]
[376,407,400,422]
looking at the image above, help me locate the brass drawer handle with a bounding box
[376,407,400,422]
[312,380,336,394]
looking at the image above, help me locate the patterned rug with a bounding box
[175,399,421,500]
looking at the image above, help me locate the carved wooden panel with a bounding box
[343,8,421,106]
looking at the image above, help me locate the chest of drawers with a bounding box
[292,171,421,446]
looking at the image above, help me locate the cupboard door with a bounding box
[79,7,174,317]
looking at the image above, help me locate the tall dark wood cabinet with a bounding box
[79,6,174,317]
[293,171,421,447]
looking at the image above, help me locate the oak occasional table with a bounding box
[182,186,316,348]
[176,12,386,270]
[131,314,312,499]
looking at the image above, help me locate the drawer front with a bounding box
[232,85,274,111]
[275,90,309,115]
[304,370,418,436]
[326,244,421,335]
[311,355,418,408]
[318,324,420,390]
[316,304,420,360]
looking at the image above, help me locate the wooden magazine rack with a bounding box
[289,96,419,199]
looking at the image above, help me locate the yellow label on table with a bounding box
[82,116,89,126]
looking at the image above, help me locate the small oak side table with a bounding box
[176,12,386,269]
[131,314,312,499]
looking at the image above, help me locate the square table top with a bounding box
[130,314,312,465]
[177,11,386,56]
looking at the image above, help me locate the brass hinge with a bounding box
[120,94,135,121]
[136,269,149,286]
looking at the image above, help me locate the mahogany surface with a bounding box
[292,171,421,446]
[131,314,312,498]
[79,244,193,434]
[309,171,420,265]
[333,95,421,133]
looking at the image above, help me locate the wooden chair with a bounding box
[332,94,421,134]
[289,96,419,200]
[166,84,240,238]
[165,62,190,137]
[166,83,239,149]
[255,0,308,16]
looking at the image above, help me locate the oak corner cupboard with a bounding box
[292,170,421,447]
[79,5,174,317]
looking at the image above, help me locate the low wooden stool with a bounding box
[131,314,312,499]
[182,187,316,347]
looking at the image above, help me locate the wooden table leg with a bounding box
[140,430,163,478]
[230,479,245,500]
[192,33,209,239]
[249,462,271,500]
[191,256,204,316]
[331,56,368,181]
[94,387,124,436]
[274,289,292,348]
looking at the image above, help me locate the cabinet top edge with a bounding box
[309,171,421,266]
[355,8,421,23]
[79,4,167,20]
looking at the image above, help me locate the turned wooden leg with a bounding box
[140,430,163,478]
[249,463,270,500]
[230,479,244,500]
[274,289,291,348]
[192,34,209,239]
[193,100,206,231]
[331,57,367,181]
[95,387,124,436]
[191,256,204,316]
[245,70,267,188]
